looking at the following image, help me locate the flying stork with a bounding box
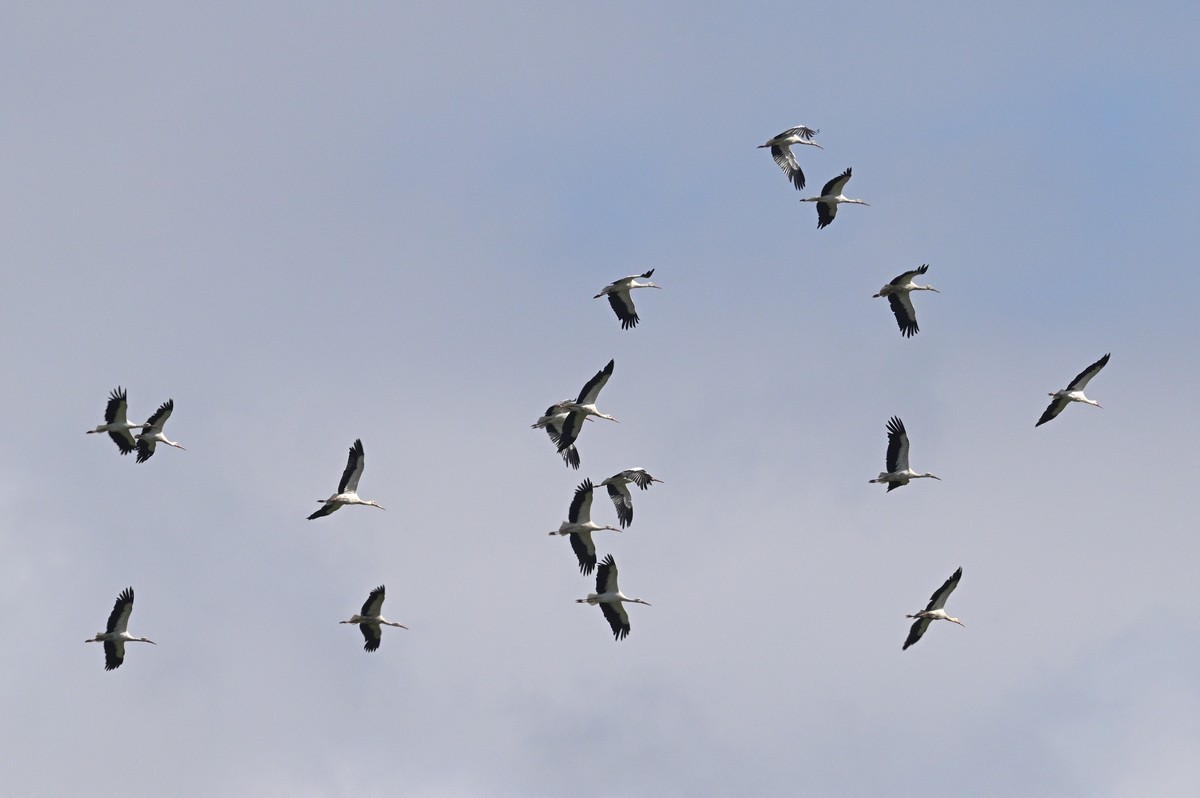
[594,269,661,330]
[135,399,186,463]
[576,555,650,640]
[800,167,869,229]
[531,401,585,469]
[598,468,664,529]
[86,386,141,455]
[549,479,620,574]
[869,416,941,491]
[550,359,618,455]
[85,587,156,670]
[308,438,385,519]
[873,264,939,338]
[341,585,407,652]
[758,125,822,191]
[903,567,965,650]
[1036,353,1110,427]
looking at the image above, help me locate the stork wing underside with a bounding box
[607,482,633,528]
[902,617,931,650]
[600,602,630,640]
[1036,397,1070,427]
[607,292,640,329]
[570,530,597,575]
[1067,353,1110,391]
[338,439,365,493]
[575,360,614,405]
[887,293,919,337]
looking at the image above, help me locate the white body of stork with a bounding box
[598,468,664,529]
[308,438,385,519]
[758,125,822,191]
[800,167,869,229]
[85,587,156,670]
[576,555,650,640]
[550,359,618,455]
[341,585,407,652]
[874,264,939,338]
[1036,353,1110,427]
[903,567,965,650]
[549,478,620,574]
[86,386,141,455]
[135,399,186,463]
[869,416,941,491]
[594,269,661,330]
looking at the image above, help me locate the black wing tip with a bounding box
[886,416,905,434]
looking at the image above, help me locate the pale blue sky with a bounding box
[2,3,1199,796]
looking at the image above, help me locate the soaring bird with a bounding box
[549,479,620,574]
[576,555,650,640]
[598,468,664,528]
[903,568,965,650]
[1036,354,1110,427]
[135,399,186,463]
[86,386,141,455]
[873,264,939,338]
[551,359,618,455]
[340,585,407,652]
[758,125,822,191]
[869,416,941,491]
[85,587,156,671]
[800,167,869,229]
[308,439,385,520]
[594,269,661,330]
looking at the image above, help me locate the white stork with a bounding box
[594,269,661,330]
[86,386,140,455]
[598,468,664,529]
[135,399,186,463]
[874,264,939,338]
[552,359,618,455]
[576,555,650,640]
[531,401,585,469]
[903,567,965,650]
[758,125,822,191]
[308,438,385,519]
[549,478,620,574]
[800,167,869,229]
[1036,353,1110,427]
[341,585,407,652]
[85,587,156,670]
[869,416,941,491]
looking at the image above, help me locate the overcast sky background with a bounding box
[2,3,1199,796]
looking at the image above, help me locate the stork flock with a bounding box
[74,120,1114,670]
[760,123,1111,648]
[532,296,664,638]
[84,393,401,666]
